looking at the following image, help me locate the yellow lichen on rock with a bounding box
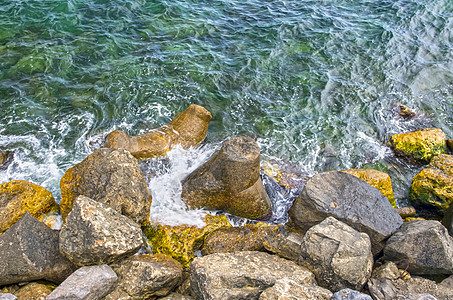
[341,169,397,208]
[143,215,230,268]
[0,180,58,234]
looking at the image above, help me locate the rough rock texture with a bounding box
[59,196,144,267]
[143,215,230,268]
[262,224,305,262]
[395,207,417,218]
[201,223,277,255]
[160,294,194,300]
[398,104,416,119]
[105,254,183,300]
[190,251,316,300]
[261,160,308,190]
[59,147,152,225]
[0,212,76,285]
[389,128,447,164]
[447,139,453,153]
[104,104,211,159]
[331,289,373,300]
[410,154,453,216]
[13,282,55,300]
[384,220,453,275]
[46,264,117,300]
[288,171,403,254]
[299,217,373,292]
[259,277,332,300]
[341,169,396,207]
[0,294,16,300]
[442,203,453,236]
[181,136,271,220]
[0,180,58,234]
[371,262,401,280]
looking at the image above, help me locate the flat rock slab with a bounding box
[259,277,332,300]
[190,251,316,300]
[0,212,75,286]
[46,264,117,300]
[288,171,403,254]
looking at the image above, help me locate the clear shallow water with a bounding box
[0,0,452,225]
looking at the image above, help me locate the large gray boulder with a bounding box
[288,171,403,254]
[105,254,184,299]
[46,264,118,300]
[0,212,76,285]
[299,217,373,292]
[190,251,316,300]
[384,220,453,275]
[331,289,373,300]
[59,196,144,267]
[259,277,332,300]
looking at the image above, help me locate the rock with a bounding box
[389,128,447,164]
[46,264,117,300]
[261,160,307,191]
[0,294,16,300]
[160,294,194,300]
[181,136,271,220]
[0,180,58,234]
[143,215,230,268]
[371,262,401,280]
[384,220,453,275]
[105,254,183,299]
[59,196,144,267]
[0,150,12,169]
[331,288,373,300]
[395,207,417,218]
[13,282,55,300]
[443,203,453,236]
[0,212,76,285]
[398,104,416,119]
[259,277,333,300]
[60,147,152,225]
[341,169,396,207]
[410,154,453,216]
[104,104,211,159]
[400,295,438,300]
[299,217,373,292]
[190,251,316,300]
[262,224,305,263]
[201,223,277,255]
[288,171,403,254]
[447,139,453,153]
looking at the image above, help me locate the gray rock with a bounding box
[384,220,453,275]
[59,196,144,267]
[367,278,398,300]
[0,212,76,285]
[371,262,401,280]
[398,295,438,300]
[262,224,304,262]
[300,217,373,292]
[331,289,372,300]
[288,171,403,254]
[105,254,183,299]
[190,251,316,300]
[259,277,333,300]
[0,294,17,300]
[46,264,117,300]
[442,203,453,236]
[159,294,194,300]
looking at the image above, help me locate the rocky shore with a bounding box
[1,104,453,300]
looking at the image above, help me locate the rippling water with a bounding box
[0,0,452,225]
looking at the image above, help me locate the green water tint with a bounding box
[0,0,452,208]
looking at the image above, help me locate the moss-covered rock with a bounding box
[0,180,58,234]
[409,154,453,216]
[341,169,396,208]
[143,215,230,268]
[14,282,56,300]
[389,128,447,164]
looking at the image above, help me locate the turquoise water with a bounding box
[0,0,452,222]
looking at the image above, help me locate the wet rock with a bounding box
[0,150,12,169]
[262,224,305,262]
[46,264,117,300]
[299,217,373,292]
[389,128,447,164]
[410,154,453,216]
[396,207,417,219]
[288,171,403,254]
[181,136,271,220]
[341,169,396,207]
[0,212,76,285]
[143,215,230,268]
[59,196,144,267]
[105,254,183,299]
[261,160,307,190]
[190,251,316,300]
[442,203,453,236]
[13,282,55,300]
[60,147,152,225]
[0,294,16,300]
[0,180,58,234]
[331,288,372,300]
[160,294,194,300]
[104,104,211,159]
[384,220,453,275]
[259,277,333,300]
[398,104,416,119]
[201,223,277,255]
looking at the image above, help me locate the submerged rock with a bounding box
[0,150,12,169]
[60,147,152,225]
[104,104,211,159]
[0,180,58,234]
[389,128,447,164]
[410,154,453,216]
[259,277,333,300]
[398,104,416,119]
[181,136,271,220]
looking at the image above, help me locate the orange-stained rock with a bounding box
[104,104,212,159]
[0,180,58,234]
